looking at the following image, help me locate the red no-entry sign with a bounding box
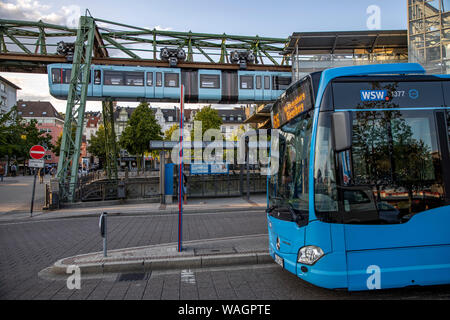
[29,145,46,160]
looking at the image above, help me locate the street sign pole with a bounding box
[178,84,184,252]
[30,170,37,217]
[29,146,46,217]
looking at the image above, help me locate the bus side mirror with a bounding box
[331,112,352,152]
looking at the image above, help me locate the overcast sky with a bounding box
[0,0,407,112]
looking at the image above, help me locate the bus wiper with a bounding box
[287,203,305,225]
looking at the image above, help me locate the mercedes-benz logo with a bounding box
[276,237,280,251]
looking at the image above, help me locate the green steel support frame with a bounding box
[102,99,118,180]
[57,16,95,201]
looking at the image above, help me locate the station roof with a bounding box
[284,30,408,55]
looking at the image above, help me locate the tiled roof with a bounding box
[16,100,63,120]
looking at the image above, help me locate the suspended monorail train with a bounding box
[47,63,292,103]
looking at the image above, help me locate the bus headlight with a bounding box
[297,246,324,265]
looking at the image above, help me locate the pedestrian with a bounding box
[11,164,16,177]
[0,164,5,182]
[50,166,56,178]
[38,167,45,184]
[183,171,188,204]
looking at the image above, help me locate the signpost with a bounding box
[178,85,184,252]
[29,145,46,217]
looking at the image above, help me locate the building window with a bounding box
[200,74,220,88]
[0,83,5,92]
[240,75,254,89]
[42,112,47,115]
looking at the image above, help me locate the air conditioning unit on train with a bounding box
[229,50,256,69]
[160,47,186,67]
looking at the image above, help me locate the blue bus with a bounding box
[267,63,450,291]
[47,63,291,104]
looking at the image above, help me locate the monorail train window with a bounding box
[125,72,144,86]
[264,76,270,90]
[104,71,124,85]
[240,75,254,89]
[256,76,262,89]
[273,76,291,90]
[147,72,153,86]
[200,74,220,88]
[94,70,101,85]
[52,69,61,84]
[156,72,162,87]
[62,69,71,84]
[164,73,179,87]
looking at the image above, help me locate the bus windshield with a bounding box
[268,110,313,223]
[314,79,450,225]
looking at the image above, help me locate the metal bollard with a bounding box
[99,212,107,257]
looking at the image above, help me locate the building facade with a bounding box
[407,0,450,74]
[16,100,64,166]
[0,76,20,116]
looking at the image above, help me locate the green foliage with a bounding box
[119,102,162,169]
[0,107,54,161]
[191,105,222,140]
[164,123,179,141]
[53,125,76,156]
[87,125,108,161]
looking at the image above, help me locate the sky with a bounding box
[0,0,408,112]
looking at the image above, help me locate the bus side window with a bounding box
[94,70,101,85]
[147,72,153,86]
[156,72,162,87]
[52,69,61,84]
[264,76,270,90]
[256,76,262,89]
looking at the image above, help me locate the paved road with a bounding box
[1,210,450,300]
[0,175,49,214]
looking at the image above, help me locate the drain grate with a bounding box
[116,272,150,282]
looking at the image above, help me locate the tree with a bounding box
[0,107,54,171]
[119,102,162,171]
[164,123,179,141]
[53,125,76,157]
[87,125,108,165]
[191,105,222,140]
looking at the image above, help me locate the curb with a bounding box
[51,251,272,275]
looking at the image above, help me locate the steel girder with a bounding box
[56,16,95,201]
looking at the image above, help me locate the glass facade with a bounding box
[408,0,450,74]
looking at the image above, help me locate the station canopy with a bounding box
[284,30,407,55]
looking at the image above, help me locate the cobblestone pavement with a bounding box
[1,210,450,300]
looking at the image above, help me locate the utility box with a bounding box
[117,180,126,199]
[164,163,174,204]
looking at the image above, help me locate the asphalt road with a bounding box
[1,210,450,300]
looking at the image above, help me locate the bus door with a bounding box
[92,69,102,97]
[335,107,450,290]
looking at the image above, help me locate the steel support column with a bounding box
[102,99,118,180]
[57,15,96,201]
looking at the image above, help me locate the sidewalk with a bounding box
[46,234,271,276]
[0,194,267,223]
